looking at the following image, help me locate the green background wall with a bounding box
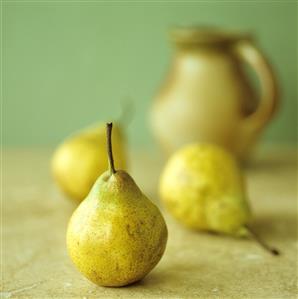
[3,1,297,147]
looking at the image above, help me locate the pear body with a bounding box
[67,170,168,287]
[159,143,251,236]
[52,123,126,202]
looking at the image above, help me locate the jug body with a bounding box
[150,28,278,159]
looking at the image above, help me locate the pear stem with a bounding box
[106,122,116,175]
[245,224,280,256]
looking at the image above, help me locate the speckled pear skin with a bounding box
[52,123,126,202]
[159,143,251,236]
[67,170,168,287]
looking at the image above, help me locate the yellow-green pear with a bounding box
[67,123,168,287]
[159,143,279,255]
[52,122,126,202]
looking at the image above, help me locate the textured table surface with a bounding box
[2,147,298,298]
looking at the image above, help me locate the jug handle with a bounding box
[234,39,279,133]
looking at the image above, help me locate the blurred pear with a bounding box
[159,143,279,255]
[52,122,126,202]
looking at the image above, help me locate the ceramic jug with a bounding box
[150,27,279,159]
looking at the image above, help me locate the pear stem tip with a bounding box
[270,248,280,256]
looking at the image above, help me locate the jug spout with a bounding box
[170,26,252,48]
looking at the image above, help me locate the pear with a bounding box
[67,123,168,287]
[159,143,279,255]
[52,122,126,202]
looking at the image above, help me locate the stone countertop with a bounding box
[2,147,298,298]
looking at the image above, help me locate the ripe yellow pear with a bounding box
[67,123,168,287]
[52,122,126,202]
[159,143,279,255]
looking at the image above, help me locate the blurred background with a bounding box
[3,1,297,148]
